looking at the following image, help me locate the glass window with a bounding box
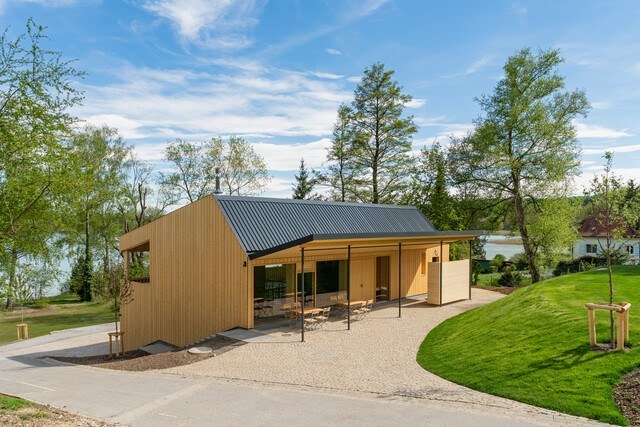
[586,244,598,254]
[316,260,347,294]
[626,245,635,255]
[254,264,296,300]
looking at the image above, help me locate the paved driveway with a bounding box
[0,290,607,426]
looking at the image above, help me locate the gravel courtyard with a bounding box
[168,290,522,408]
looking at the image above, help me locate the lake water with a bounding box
[482,234,524,260]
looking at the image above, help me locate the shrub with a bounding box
[509,252,529,271]
[497,270,524,287]
[553,256,606,276]
[30,298,48,309]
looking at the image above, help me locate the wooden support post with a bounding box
[347,245,351,330]
[301,247,305,343]
[468,239,473,300]
[439,240,443,307]
[16,323,28,340]
[398,242,402,318]
[587,308,596,347]
[617,313,625,351]
[625,311,630,342]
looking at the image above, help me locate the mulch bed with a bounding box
[472,285,519,295]
[51,335,243,371]
[614,368,640,426]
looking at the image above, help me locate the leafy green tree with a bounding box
[160,136,270,202]
[211,136,270,196]
[585,152,640,349]
[316,104,358,202]
[292,158,315,199]
[66,126,129,301]
[449,48,589,283]
[94,259,132,334]
[120,154,176,235]
[160,139,213,203]
[526,197,579,268]
[349,63,417,204]
[403,142,459,230]
[0,20,84,308]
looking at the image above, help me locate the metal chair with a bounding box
[315,307,332,329]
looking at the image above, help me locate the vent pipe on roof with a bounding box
[214,167,222,195]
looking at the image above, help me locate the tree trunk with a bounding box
[6,249,17,310]
[372,163,378,204]
[607,234,615,349]
[104,235,109,274]
[513,186,541,283]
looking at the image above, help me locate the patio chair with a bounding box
[350,301,365,320]
[361,299,374,318]
[303,310,320,330]
[315,307,331,329]
[283,303,301,326]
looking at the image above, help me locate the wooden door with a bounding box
[350,258,375,301]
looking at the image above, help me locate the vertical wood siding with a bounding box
[119,197,248,349]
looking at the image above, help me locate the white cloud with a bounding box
[78,63,351,144]
[464,55,492,75]
[444,55,493,78]
[406,98,427,109]
[14,0,96,5]
[509,3,528,23]
[583,144,640,155]
[253,138,332,171]
[591,101,612,110]
[325,48,342,55]
[310,71,343,80]
[574,121,633,138]
[347,0,392,18]
[346,76,361,83]
[141,0,265,49]
[572,167,640,193]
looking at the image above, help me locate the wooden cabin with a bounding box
[119,195,477,349]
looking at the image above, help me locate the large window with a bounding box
[586,244,598,254]
[316,260,347,294]
[254,264,296,300]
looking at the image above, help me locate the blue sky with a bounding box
[3,0,640,197]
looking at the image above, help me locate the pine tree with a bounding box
[292,159,315,199]
[349,63,417,204]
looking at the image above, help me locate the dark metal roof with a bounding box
[215,195,439,256]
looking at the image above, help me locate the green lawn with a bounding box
[0,293,113,345]
[418,266,640,425]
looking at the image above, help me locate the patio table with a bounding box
[338,300,366,308]
[290,307,323,316]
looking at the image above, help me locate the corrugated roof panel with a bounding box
[215,195,436,255]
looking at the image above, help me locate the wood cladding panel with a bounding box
[120,196,249,349]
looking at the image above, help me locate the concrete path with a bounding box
[0,310,608,426]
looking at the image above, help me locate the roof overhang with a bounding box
[247,230,481,260]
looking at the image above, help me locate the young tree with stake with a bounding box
[585,152,640,349]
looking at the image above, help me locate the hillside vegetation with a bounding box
[418,266,640,425]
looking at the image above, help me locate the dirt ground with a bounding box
[614,368,640,426]
[0,397,109,427]
[52,335,242,371]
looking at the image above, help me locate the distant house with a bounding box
[573,211,639,264]
[119,195,478,349]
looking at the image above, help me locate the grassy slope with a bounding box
[0,294,113,344]
[418,266,640,425]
